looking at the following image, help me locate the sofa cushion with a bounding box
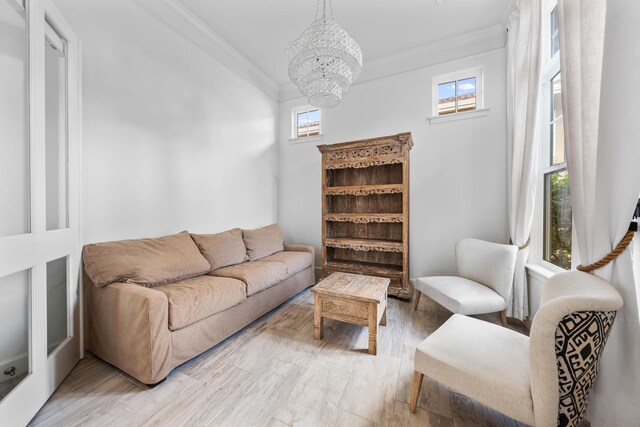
[259,251,313,277]
[190,228,248,270]
[155,276,246,331]
[209,261,288,296]
[83,231,211,287]
[242,224,284,261]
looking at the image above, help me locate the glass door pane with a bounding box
[0,0,30,237]
[45,20,68,231]
[0,270,31,402]
[46,257,68,356]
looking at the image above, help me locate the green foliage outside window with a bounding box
[546,170,572,269]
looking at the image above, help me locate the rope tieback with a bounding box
[577,228,636,272]
[509,236,531,250]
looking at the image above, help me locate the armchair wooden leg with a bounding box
[413,291,421,311]
[410,371,424,413]
[500,310,508,327]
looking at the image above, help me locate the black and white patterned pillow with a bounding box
[555,310,616,427]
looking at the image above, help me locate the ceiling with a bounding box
[177,0,513,86]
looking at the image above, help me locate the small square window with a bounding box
[432,68,482,117]
[292,106,321,139]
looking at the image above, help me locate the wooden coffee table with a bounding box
[312,272,390,355]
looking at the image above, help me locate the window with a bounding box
[549,73,565,165]
[550,6,559,57]
[540,0,572,270]
[292,106,321,139]
[432,68,482,117]
[543,72,571,269]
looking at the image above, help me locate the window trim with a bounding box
[427,107,490,124]
[430,67,484,119]
[290,105,322,142]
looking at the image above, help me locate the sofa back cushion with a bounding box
[83,231,212,287]
[209,260,288,296]
[242,224,284,261]
[190,228,248,270]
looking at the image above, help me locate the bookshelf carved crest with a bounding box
[326,144,402,161]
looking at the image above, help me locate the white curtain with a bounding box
[558,0,640,424]
[557,0,606,263]
[506,0,541,320]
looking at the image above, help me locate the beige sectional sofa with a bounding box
[82,224,315,384]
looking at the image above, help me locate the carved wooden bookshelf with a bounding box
[318,132,413,300]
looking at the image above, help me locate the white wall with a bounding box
[54,0,279,244]
[526,266,548,320]
[278,48,509,278]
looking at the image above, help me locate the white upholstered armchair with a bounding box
[410,271,623,427]
[414,238,518,326]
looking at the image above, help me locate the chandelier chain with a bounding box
[314,0,334,21]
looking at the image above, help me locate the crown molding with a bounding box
[132,0,511,105]
[279,24,507,103]
[133,0,279,100]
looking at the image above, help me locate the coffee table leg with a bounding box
[368,302,377,355]
[314,294,323,340]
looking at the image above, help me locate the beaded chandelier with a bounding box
[287,0,363,108]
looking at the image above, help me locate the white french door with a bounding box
[0,0,81,425]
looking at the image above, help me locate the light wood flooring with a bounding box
[30,288,530,427]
